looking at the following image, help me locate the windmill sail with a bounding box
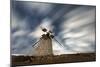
[53,37,64,48]
[32,39,41,48]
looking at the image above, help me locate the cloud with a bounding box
[62,7,95,31]
[11,11,33,54]
[59,6,95,53]
[29,18,54,38]
[21,2,53,16]
[11,1,96,55]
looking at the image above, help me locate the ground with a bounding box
[11,53,96,66]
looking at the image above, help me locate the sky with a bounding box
[11,1,96,55]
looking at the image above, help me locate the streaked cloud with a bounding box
[11,1,96,55]
[59,6,95,53]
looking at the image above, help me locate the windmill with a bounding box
[32,27,64,56]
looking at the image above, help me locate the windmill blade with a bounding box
[32,39,41,48]
[53,37,64,48]
[53,37,77,52]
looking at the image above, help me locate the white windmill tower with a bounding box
[32,27,64,56]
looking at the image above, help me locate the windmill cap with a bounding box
[42,28,47,32]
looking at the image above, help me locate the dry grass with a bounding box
[11,53,96,66]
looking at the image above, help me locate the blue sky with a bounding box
[11,1,96,55]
